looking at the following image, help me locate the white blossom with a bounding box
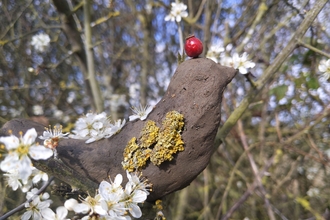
[318,59,330,81]
[125,171,151,195]
[32,169,49,184]
[306,166,318,180]
[129,105,153,121]
[129,83,140,103]
[99,174,124,203]
[64,173,150,219]
[39,125,69,141]
[307,187,320,197]
[164,2,188,22]
[220,53,234,67]
[42,206,69,220]
[64,198,79,211]
[109,94,128,113]
[4,167,47,192]
[31,33,50,52]
[70,112,125,143]
[106,119,126,137]
[21,188,52,220]
[232,52,256,74]
[4,169,22,191]
[63,172,150,219]
[220,52,255,74]
[66,196,107,216]
[39,125,69,149]
[0,128,53,182]
[32,105,44,115]
[206,45,225,63]
[122,188,146,218]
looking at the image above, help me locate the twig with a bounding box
[184,0,207,24]
[52,0,95,110]
[275,112,283,141]
[273,157,300,195]
[0,84,49,91]
[298,39,330,59]
[215,0,329,144]
[237,120,276,220]
[0,1,33,40]
[83,0,104,112]
[236,1,268,53]
[215,143,257,219]
[221,185,253,220]
[198,169,211,220]
[0,176,55,220]
[33,157,99,194]
[177,22,184,56]
[221,155,275,220]
[307,133,325,162]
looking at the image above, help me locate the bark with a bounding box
[0,58,236,201]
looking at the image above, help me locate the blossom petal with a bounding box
[29,145,53,160]
[132,190,147,203]
[129,203,142,218]
[0,135,19,150]
[64,198,79,211]
[73,203,90,214]
[94,204,108,216]
[129,115,140,121]
[23,128,38,145]
[19,156,33,182]
[41,208,55,219]
[0,153,19,172]
[21,210,33,220]
[56,206,68,219]
[114,174,123,186]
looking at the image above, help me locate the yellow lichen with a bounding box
[154,199,166,220]
[122,137,152,172]
[122,111,185,171]
[150,111,184,166]
[139,120,159,148]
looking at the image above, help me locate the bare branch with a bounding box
[215,0,329,145]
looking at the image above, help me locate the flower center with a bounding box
[87,124,94,130]
[16,144,29,156]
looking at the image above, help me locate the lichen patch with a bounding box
[122,111,184,171]
[150,111,184,166]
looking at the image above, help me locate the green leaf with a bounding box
[269,85,288,101]
[294,76,305,88]
[306,76,319,89]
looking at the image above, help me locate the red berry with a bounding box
[184,35,203,58]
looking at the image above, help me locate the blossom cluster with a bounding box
[0,114,153,219]
[64,171,151,219]
[0,104,153,192]
[164,1,188,23]
[70,112,126,143]
[18,172,150,220]
[21,188,60,220]
[318,59,330,81]
[31,33,51,52]
[0,128,53,192]
[129,104,153,121]
[206,45,256,74]
[70,106,153,144]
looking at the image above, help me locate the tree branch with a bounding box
[83,0,104,112]
[0,177,55,220]
[215,0,329,146]
[52,0,96,110]
[237,120,276,220]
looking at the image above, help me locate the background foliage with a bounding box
[0,0,330,219]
